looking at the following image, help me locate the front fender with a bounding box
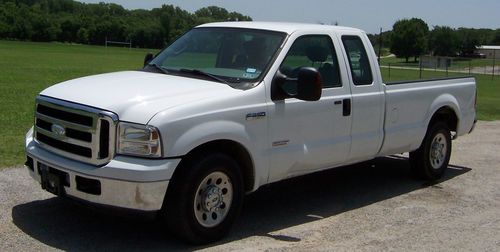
[164,119,268,191]
[168,120,254,157]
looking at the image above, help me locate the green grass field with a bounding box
[0,41,498,167]
[0,41,156,167]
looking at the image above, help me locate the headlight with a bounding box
[117,122,162,158]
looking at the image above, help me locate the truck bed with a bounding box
[378,76,476,156]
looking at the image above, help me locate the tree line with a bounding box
[0,0,252,48]
[368,18,500,62]
[1,0,498,57]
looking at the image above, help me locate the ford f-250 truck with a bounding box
[25,22,476,243]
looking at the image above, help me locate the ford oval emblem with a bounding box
[51,124,66,137]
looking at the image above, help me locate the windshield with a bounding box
[149,27,286,84]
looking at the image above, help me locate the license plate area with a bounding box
[38,162,69,196]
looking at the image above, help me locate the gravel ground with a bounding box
[1,121,499,251]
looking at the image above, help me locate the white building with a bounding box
[475,45,500,59]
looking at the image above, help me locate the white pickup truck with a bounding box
[25,22,476,243]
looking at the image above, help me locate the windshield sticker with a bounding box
[246,68,257,73]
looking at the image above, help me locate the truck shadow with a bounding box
[12,156,471,250]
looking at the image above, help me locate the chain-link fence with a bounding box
[380,57,498,82]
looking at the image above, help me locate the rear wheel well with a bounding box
[429,106,458,132]
[175,140,255,193]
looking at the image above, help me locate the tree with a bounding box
[429,26,460,56]
[195,6,229,20]
[492,30,500,45]
[457,28,480,56]
[0,0,252,48]
[59,16,81,42]
[227,11,251,21]
[194,6,251,24]
[390,18,429,62]
[76,27,89,43]
[159,12,171,45]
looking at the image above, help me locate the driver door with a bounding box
[267,34,352,182]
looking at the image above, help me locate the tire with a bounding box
[161,152,244,244]
[409,122,452,180]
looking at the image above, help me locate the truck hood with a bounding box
[40,71,240,124]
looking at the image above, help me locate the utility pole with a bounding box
[378,27,382,63]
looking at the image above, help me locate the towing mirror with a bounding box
[296,67,322,101]
[271,67,322,101]
[143,53,154,67]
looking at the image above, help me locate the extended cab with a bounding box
[25,22,476,243]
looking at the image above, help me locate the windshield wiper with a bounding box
[179,68,229,85]
[147,63,170,74]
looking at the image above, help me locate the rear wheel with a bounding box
[162,152,244,244]
[409,122,452,180]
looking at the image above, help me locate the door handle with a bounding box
[334,100,342,105]
[342,98,351,116]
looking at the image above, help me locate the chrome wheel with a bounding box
[194,171,233,228]
[429,132,447,169]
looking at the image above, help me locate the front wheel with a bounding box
[193,171,234,228]
[162,152,244,244]
[409,122,452,180]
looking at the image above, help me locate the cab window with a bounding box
[341,35,373,85]
[280,35,342,91]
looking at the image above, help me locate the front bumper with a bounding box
[25,129,181,211]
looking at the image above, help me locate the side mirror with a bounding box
[143,53,154,67]
[296,67,322,101]
[271,67,322,101]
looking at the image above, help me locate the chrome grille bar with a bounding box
[34,95,118,166]
[36,112,93,132]
[35,127,93,147]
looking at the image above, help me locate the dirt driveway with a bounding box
[1,121,499,251]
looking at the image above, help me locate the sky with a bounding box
[78,0,500,34]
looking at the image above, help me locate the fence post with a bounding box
[446,64,448,77]
[493,49,496,80]
[419,57,422,79]
[469,60,471,75]
[388,63,391,80]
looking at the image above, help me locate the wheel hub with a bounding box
[193,171,233,228]
[202,186,223,212]
[430,133,447,169]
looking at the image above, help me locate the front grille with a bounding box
[37,104,93,126]
[34,96,118,166]
[36,132,93,157]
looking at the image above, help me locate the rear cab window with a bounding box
[341,35,373,85]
